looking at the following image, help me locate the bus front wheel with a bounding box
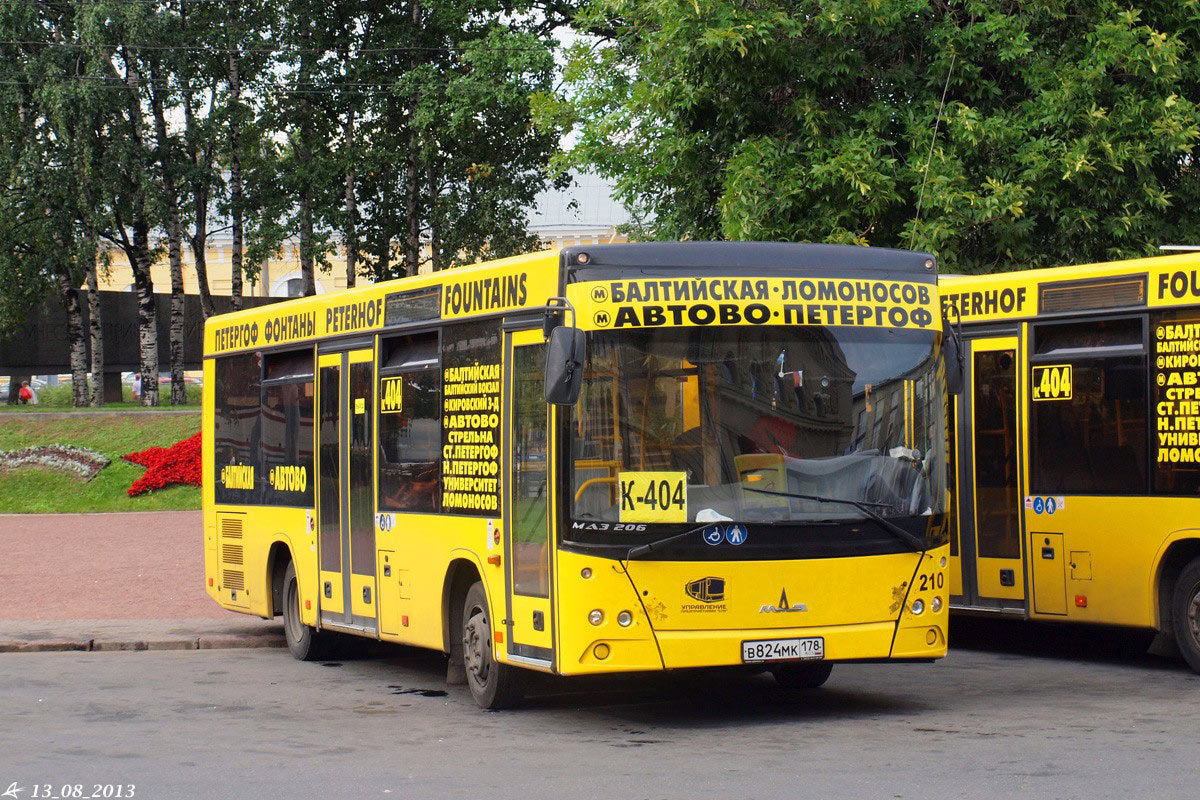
[283,562,333,661]
[773,661,833,690]
[462,581,525,709]
[1171,559,1200,673]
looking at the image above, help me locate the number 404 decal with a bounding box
[1031,364,1072,401]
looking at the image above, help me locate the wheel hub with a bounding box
[464,613,490,684]
[1188,586,1200,644]
[285,580,302,642]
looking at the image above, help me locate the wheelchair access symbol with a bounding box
[702,526,724,546]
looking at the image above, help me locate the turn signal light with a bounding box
[1075,595,1088,608]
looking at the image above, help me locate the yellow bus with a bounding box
[202,242,955,708]
[942,252,1200,672]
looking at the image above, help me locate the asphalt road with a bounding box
[1,620,1195,800]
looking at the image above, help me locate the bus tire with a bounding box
[773,661,833,690]
[462,581,525,709]
[283,562,333,662]
[1171,558,1200,674]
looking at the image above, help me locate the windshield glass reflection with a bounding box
[569,326,945,525]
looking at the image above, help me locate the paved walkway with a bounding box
[0,511,283,651]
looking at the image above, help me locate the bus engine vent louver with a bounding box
[217,515,246,596]
[222,543,243,565]
[1038,275,1147,314]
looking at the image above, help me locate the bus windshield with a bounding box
[569,325,946,526]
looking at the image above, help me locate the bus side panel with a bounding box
[1024,497,1200,628]
[374,512,494,653]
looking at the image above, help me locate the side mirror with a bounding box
[544,326,586,405]
[944,327,964,396]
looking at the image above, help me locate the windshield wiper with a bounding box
[742,487,926,551]
[624,523,721,561]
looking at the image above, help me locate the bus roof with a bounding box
[941,251,1200,324]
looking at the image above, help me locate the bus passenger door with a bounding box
[316,346,379,634]
[955,335,1026,609]
[503,329,554,667]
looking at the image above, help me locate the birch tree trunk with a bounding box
[183,86,216,319]
[344,109,357,289]
[57,271,89,407]
[228,52,244,311]
[86,245,104,407]
[404,141,420,274]
[131,219,159,407]
[120,47,159,406]
[299,186,315,296]
[403,0,422,276]
[427,162,440,271]
[149,68,187,405]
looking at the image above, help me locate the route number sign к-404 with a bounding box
[618,471,687,523]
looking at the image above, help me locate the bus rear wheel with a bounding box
[773,661,833,690]
[462,581,525,709]
[283,562,333,661]
[1171,559,1200,673]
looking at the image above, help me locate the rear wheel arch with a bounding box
[1154,536,1200,632]
[266,539,295,617]
[442,557,484,656]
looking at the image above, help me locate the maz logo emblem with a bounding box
[759,589,807,613]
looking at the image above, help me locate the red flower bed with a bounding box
[123,432,201,496]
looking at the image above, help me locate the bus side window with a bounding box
[379,334,441,513]
[1029,318,1147,495]
[1152,310,1200,495]
[261,350,315,507]
[214,352,263,504]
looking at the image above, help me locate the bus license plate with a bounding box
[742,637,824,663]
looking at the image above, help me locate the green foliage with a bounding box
[557,0,1200,271]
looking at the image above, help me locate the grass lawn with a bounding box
[0,412,201,513]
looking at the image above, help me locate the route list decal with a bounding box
[1155,320,1200,466]
[441,361,501,512]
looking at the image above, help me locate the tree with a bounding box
[557,1,1200,271]
[0,0,117,406]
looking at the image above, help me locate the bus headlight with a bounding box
[931,596,943,613]
[911,599,925,615]
[589,609,604,626]
[617,610,633,627]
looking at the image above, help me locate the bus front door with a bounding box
[502,328,554,668]
[316,347,379,634]
[954,335,1026,611]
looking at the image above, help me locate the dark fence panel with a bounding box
[0,292,284,374]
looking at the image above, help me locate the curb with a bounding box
[0,634,285,653]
